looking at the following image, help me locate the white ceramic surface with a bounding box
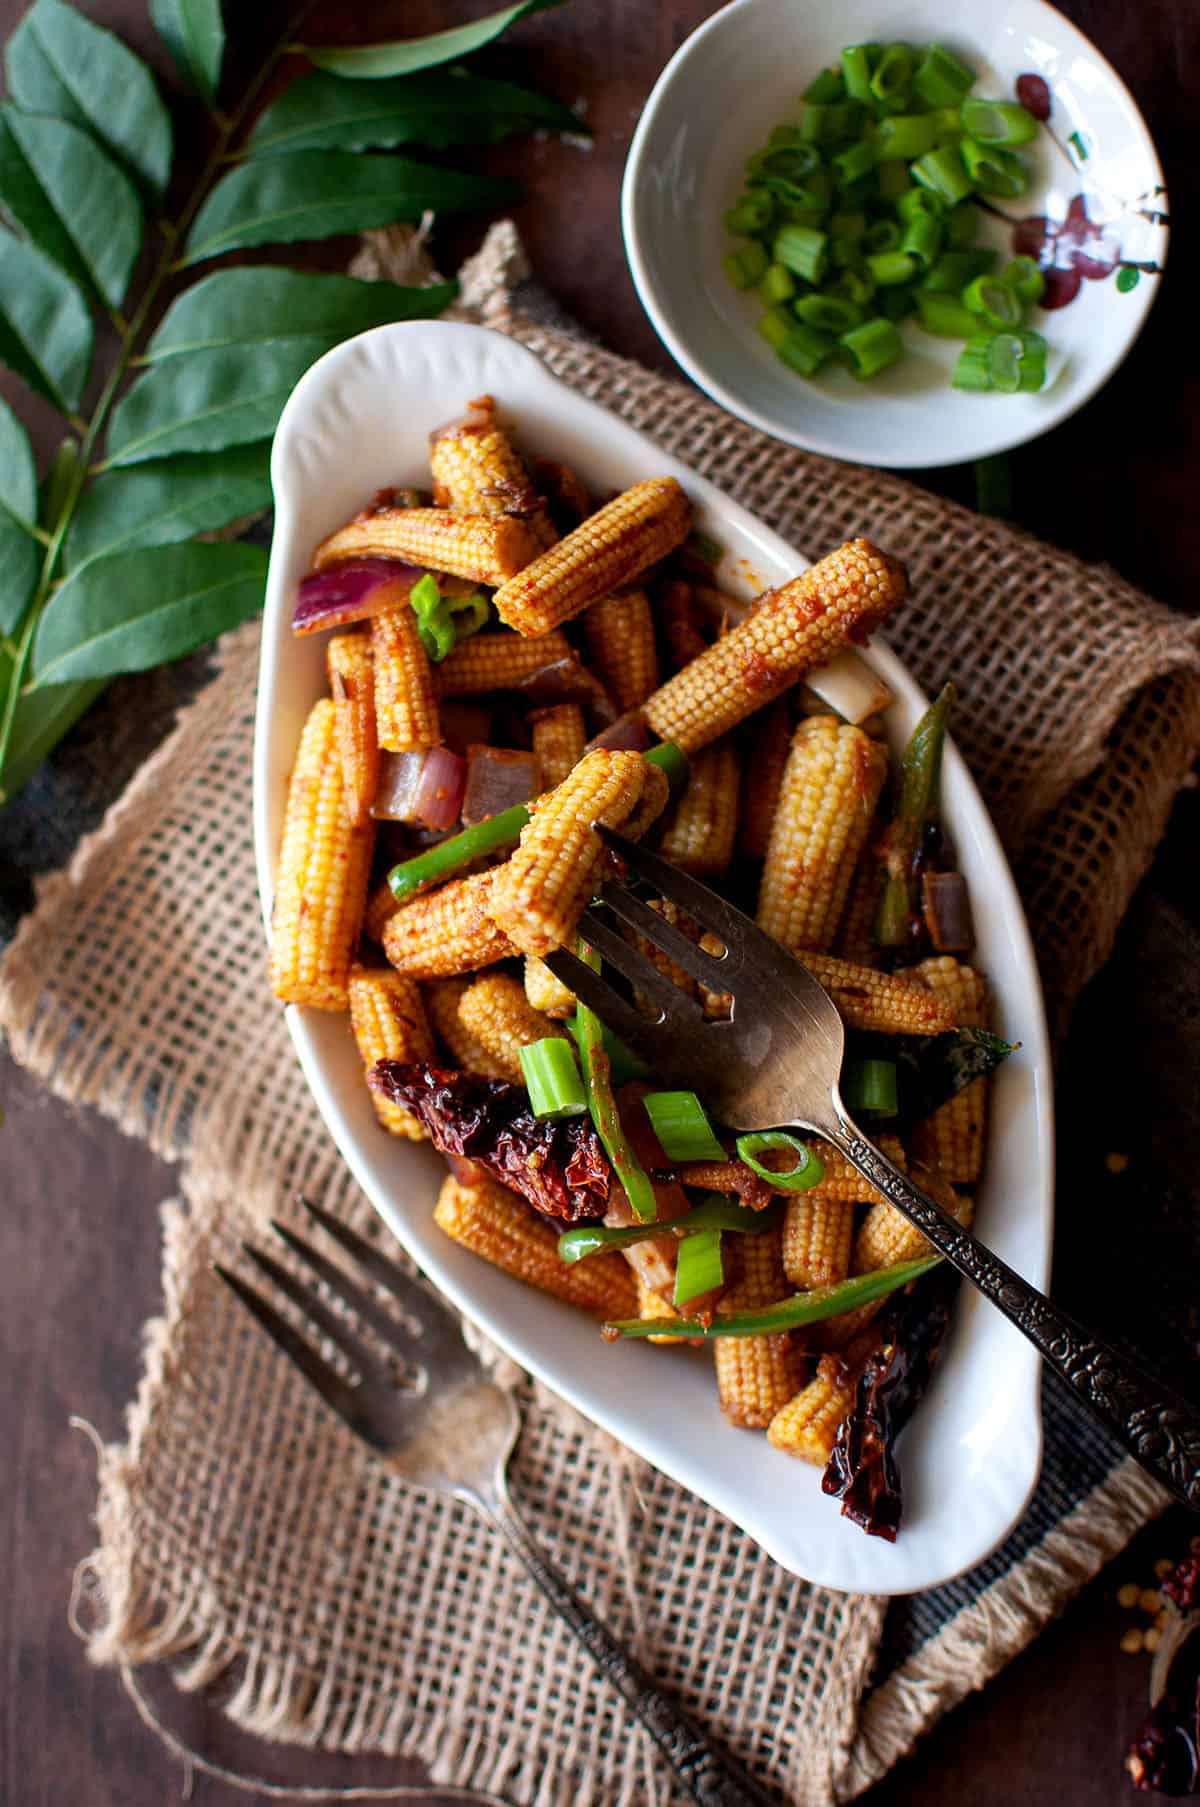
[254,319,1055,1594]
[622,0,1168,468]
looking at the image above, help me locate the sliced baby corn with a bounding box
[767,1353,858,1464]
[434,1175,637,1317]
[531,703,586,791]
[657,737,740,879]
[456,972,564,1084]
[524,954,577,1019]
[581,588,660,713]
[314,505,539,587]
[326,632,378,829]
[382,869,514,980]
[715,1229,805,1430]
[643,538,906,752]
[488,749,669,957]
[269,699,374,1012]
[492,478,691,636]
[738,697,793,860]
[757,716,887,954]
[425,978,509,1079]
[347,967,434,1138]
[797,952,957,1036]
[372,598,440,752]
[910,957,991,1185]
[430,396,556,548]
[436,629,573,698]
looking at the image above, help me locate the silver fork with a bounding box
[216,1197,778,1807]
[542,826,1200,1512]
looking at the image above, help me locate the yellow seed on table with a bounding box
[1155,1558,1175,1580]
[429,395,557,548]
[643,539,907,752]
[1117,1582,1141,1608]
[347,966,433,1138]
[382,869,514,980]
[1140,1589,1163,1614]
[1120,1629,1145,1655]
[757,716,888,955]
[1144,1629,1162,1653]
[313,505,539,587]
[433,1175,637,1317]
[581,588,660,713]
[492,478,692,637]
[269,698,375,1012]
[372,598,440,752]
[531,703,587,791]
[487,749,669,957]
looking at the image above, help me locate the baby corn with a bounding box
[531,703,586,790]
[425,978,509,1079]
[364,878,400,946]
[797,952,957,1036]
[456,972,564,1084]
[910,958,991,1185]
[660,580,710,671]
[492,478,691,636]
[767,1354,858,1464]
[738,697,793,859]
[434,1175,637,1317]
[313,505,538,587]
[636,1271,704,1346]
[715,1229,805,1429]
[382,869,514,980]
[757,717,887,954]
[347,967,434,1137]
[782,1137,906,1290]
[372,599,440,752]
[488,749,669,957]
[834,848,884,967]
[581,589,660,713]
[437,629,572,698]
[823,1169,968,1348]
[326,632,378,828]
[430,396,556,548]
[524,954,576,1018]
[269,699,375,1011]
[657,737,740,878]
[643,539,906,752]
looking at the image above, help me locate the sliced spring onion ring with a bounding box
[735,1132,825,1192]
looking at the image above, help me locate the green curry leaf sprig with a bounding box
[0,0,579,803]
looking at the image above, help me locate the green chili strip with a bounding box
[605,1256,942,1339]
[874,682,954,945]
[735,1131,825,1192]
[519,1037,587,1121]
[642,1091,726,1164]
[558,1194,783,1265]
[386,741,687,901]
[674,1228,724,1307]
[575,943,658,1222]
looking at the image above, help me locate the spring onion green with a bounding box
[912,43,974,109]
[1002,256,1045,306]
[840,316,904,378]
[642,1091,726,1164]
[778,322,835,376]
[875,682,954,946]
[960,98,1039,148]
[558,1194,784,1265]
[575,944,658,1223]
[962,275,1023,328]
[519,1037,587,1121]
[408,574,489,664]
[842,1057,899,1117]
[674,1228,725,1307]
[917,291,979,337]
[734,1132,825,1192]
[605,1256,941,1340]
[960,138,1028,197]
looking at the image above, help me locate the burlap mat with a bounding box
[3,223,1199,1805]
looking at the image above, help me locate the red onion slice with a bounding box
[922,870,975,954]
[461,746,541,827]
[372,750,428,822]
[292,562,421,635]
[586,710,652,754]
[412,745,466,831]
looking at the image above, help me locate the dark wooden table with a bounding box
[3,3,1197,1803]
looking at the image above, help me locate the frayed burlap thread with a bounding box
[2,223,1198,1803]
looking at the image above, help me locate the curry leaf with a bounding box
[150,0,224,103]
[0,397,40,637]
[0,671,105,801]
[247,67,585,156]
[105,337,335,465]
[146,267,456,359]
[0,105,142,307]
[66,444,272,570]
[300,0,564,79]
[31,539,268,686]
[5,0,172,196]
[0,227,93,411]
[183,150,520,263]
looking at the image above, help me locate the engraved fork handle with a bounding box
[459,1473,778,1807]
[808,1104,1200,1512]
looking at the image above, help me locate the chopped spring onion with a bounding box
[896,185,943,224]
[874,113,937,162]
[386,742,686,900]
[793,292,864,334]
[899,211,943,268]
[757,306,794,350]
[724,191,775,236]
[773,224,829,284]
[910,144,974,206]
[962,274,1023,328]
[1002,255,1045,306]
[575,943,658,1222]
[839,316,904,378]
[960,137,1027,197]
[674,1227,725,1307]
[722,242,769,290]
[519,1037,587,1120]
[605,1256,941,1340]
[558,1194,783,1265]
[863,217,903,254]
[877,284,918,324]
[869,43,915,104]
[800,101,861,146]
[875,158,912,202]
[759,261,798,304]
[840,43,877,106]
[643,1090,726,1163]
[959,97,1040,148]
[832,138,877,187]
[842,1057,899,1116]
[803,65,845,105]
[866,249,916,287]
[917,291,978,337]
[912,43,974,109]
[952,331,1047,394]
[920,248,997,293]
[735,1131,825,1192]
[777,322,834,376]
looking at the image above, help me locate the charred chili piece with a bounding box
[821,1272,956,1539]
[371,1060,609,1222]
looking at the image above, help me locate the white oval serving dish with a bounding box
[621,0,1168,468]
[254,318,1054,1595]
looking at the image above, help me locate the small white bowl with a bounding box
[622,0,1168,467]
[256,319,1054,1594]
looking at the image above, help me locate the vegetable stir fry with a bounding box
[271,396,1014,1538]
